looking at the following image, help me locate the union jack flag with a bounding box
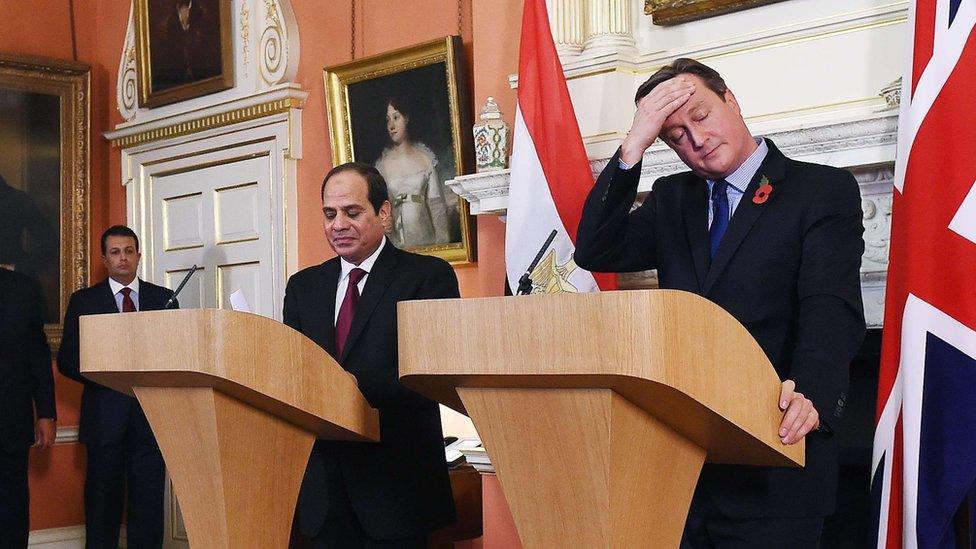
[872,0,976,547]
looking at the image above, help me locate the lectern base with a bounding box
[135,387,314,548]
[458,387,706,548]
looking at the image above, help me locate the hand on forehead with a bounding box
[638,75,701,111]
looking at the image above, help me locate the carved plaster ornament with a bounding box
[117,6,138,120]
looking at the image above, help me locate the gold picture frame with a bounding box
[324,36,476,265]
[645,0,788,25]
[0,53,90,352]
[134,0,235,108]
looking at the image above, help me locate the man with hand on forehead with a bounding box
[576,58,866,546]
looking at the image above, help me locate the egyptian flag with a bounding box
[505,0,616,294]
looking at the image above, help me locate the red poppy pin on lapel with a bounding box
[753,176,773,204]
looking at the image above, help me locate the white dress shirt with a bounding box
[706,138,768,228]
[334,237,387,323]
[618,137,769,228]
[108,277,141,312]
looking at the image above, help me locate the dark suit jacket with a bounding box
[576,139,866,518]
[283,243,458,540]
[57,278,174,446]
[0,268,55,453]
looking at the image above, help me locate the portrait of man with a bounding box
[0,89,63,325]
[147,0,223,92]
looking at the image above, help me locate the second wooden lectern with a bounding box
[398,290,804,548]
[81,309,379,548]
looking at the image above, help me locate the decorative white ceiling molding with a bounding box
[115,0,300,129]
[511,1,909,88]
[634,2,908,68]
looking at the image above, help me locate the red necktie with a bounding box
[335,268,367,357]
[119,287,136,313]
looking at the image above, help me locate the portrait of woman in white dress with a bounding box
[374,96,454,248]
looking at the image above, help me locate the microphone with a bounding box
[164,264,198,309]
[516,230,558,295]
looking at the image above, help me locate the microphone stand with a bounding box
[164,264,198,309]
[516,230,558,295]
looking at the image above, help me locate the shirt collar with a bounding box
[709,137,768,192]
[339,237,386,282]
[108,276,140,296]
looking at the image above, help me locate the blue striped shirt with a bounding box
[617,138,769,228]
[707,138,768,229]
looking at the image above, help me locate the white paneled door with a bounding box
[117,89,302,549]
[142,150,286,548]
[150,154,275,315]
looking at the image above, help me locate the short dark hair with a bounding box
[386,95,414,120]
[320,162,390,214]
[634,58,729,104]
[100,225,140,255]
[385,96,415,144]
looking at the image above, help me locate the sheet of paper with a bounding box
[229,289,251,313]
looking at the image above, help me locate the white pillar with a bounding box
[549,0,586,58]
[583,0,637,56]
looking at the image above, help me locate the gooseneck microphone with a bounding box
[516,230,558,296]
[164,264,198,309]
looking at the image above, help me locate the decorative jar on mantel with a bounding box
[473,96,510,172]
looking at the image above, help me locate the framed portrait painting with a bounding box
[0,54,90,352]
[645,0,788,25]
[324,36,476,265]
[135,0,235,107]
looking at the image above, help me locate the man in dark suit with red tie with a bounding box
[576,59,866,546]
[283,162,458,548]
[57,225,175,549]
[0,264,56,546]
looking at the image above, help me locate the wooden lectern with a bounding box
[80,309,379,548]
[398,290,804,548]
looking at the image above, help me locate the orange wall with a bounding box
[291,0,514,298]
[467,0,522,297]
[482,474,523,548]
[292,0,476,266]
[2,0,521,532]
[0,1,74,59]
